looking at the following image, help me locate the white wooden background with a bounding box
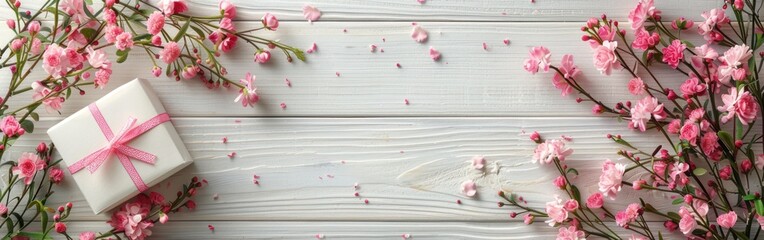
[0,0,727,239]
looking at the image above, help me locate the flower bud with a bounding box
[55,222,67,233]
[741,159,753,174]
[6,19,14,30]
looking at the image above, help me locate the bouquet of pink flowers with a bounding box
[0,0,303,239]
[511,0,764,239]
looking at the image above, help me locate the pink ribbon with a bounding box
[67,103,170,192]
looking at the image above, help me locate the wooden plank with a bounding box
[6,117,678,221]
[51,221,683,239]
[1,22,690,117]
[1,0,721,22]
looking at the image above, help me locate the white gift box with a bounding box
[47,78,193,214]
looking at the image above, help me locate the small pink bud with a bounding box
[36,142,47,153]
[529,131,541,143]
[6,19,14,30]
[741,159,753,174]
[684,194,693,204]
[54,222,67,233]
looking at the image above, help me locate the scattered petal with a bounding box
[402,233,412,239]
[411,25,428,43]
[354,191,360,197]
[213,193,219,200]
[341,160,346,164]
[382,38,386,42]
[280,103,287,109]
[417,0,425,4]
[456,199,462,204]
[343,29,347,33]
[336,72,341,77]
[461,180,477,197]
[222,137,228,143]
[370,44,377,52]
[380,48,385,53]
[429,47,441,61]
[285,78,292,87]
[354,182,360,189]
[561,135,573,141]
[471,156,486,170]
[364,199,369,204]
[315,234,325,239]
[253,174,260,179]
[396,63,401,68]
[482,42,488,50]
[503,39,510,45]
[254,180,260,185]
[326,174,334,178]
[208,225,215,231]
[303,5,321,22]
[306,43,317,54]
[404,99,410,105]
[227,152,236,158]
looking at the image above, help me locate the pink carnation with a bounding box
[159,0,188,15]
[701,132,721,160]
[556,225,585,240]
[667,119,681,134]
[544,195,568,226]
[615,203,642,227]
[0,115,23,137]
[661,40,685,69]
[552,54,580,96]
[12,152,45,185]
[94,68,113,89]
[679,77,706,98]
[717,211,737,229]
[679,213,697,235]
[523,46,551,74]
[114,32,134,51]
[532,139,573,164]
[104,24,123,44]
[631,27,659,50]
[719,45,752,82]
[147,12,165,35]
[628,0,655,30]
[42,45,70,78]
[627,77,645,95]
[49,167,65,184]
[699,8,729,35]
[629,96,666,132]
[598,159,625,199]
[159,41,181,64]
[592,41,620,75]
[718,87,759,125]
[586,192,604,209]
[219,0,237,19]
[679,121,700,145]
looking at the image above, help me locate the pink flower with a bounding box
[592,41,619,75]
[629,96,666,131]
[6,19,14,29]
[181,65,198,79]
[741,158,753,174]
[55,222,67,233]
[718,87,759,125]
[79,232,95,240]
[429,47,441,61]
[255,50,271,64]
[152,66,162,77]
[411,25,428,43]
[529,131,541,142]
[523,46,551,74]
[532,139,573,164]
[159,41,181,64]
[631,27,659,50]
[61,0,89,24]
[545,195,568,226]
[30,38,42,56]
[563,199,579,212]
[757,154,764,170]
[627,77,645,95]
[302,4,321,22]
[94,68,112,89]
[592,104,604,114]
[49,167,64,184]
[672,17,694,30]
[220,34,238,53]
[523,214,534,224]
[152,35,162,46]
[719,45,753,82]
[616,203,642,227]
[0,115,23,137]
[219,0,237,19]
[262,13,279,30]
[159,0,188,15]
[103,8,117,24]
[32,82,64,113]
[717,211,737,228]
[680,77,706,98]
[12,152,45,185]
[667,119,681,134]
[10,38,25,52]
[234,72,259,107]
[115,32,134,51]
[86,47,109,69]
[471,156,486,170]
[104,24,123,44]
[628,0,655,30]
[149,192,165,205]
[661,39,685,69]
[680,121,700,145]
[599,159,625,199]
[699,8,729,35]
[159,213,169,224]
[757,214,764,230]
[679,213,697,235]
[460,180,477,197]
[553,176,566,189]
[552,54,580,96]
[720,165,732,180]
[664,220,678,232]
[28,21,40,35]
[556,225,585,240]
[701,132,721,160]
[586,192,604,209]
[147,12,165,35]
[0,203,6,216]
[42,45,70,78]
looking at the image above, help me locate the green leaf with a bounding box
[16,232,53,240]
[718,131,734,150]
[744,194,757,201]
[11,212,25,229]
[671,198,684,205]
[133,33,152,41]
[20,119,34,133]
[658,231,664,240]
[116,49,130,63]
[80,28,97,40]
[756,199,764,216]
[667,212,681,221]
[612,137,637,150]
[190,25,206,39]
[29,112,39,121]
[692,168,707,176]
[566,168,579,176]
[570,185,581,202]
[293,48,306,62]
[174,19,191,42]
[83,3,96,19]
[29,200,48,231]
[680,40,695,48]
[45,6,58,14]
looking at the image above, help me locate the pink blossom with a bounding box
[261,13,279,30]
[30,38,42,56]
[671,17,694,30]
[717,211,737,228]
[32,82,64,113]
[615,203,642,227]
[12,152,45,185]
[523,46,551,74]
[598,159,625,199]
[532,139,573,164]
[627,77,645,95]
[661,40,685,69]
[680,121,700,145]
[234,72,259,107]
[219,0,237,19]
[147,12,165,35]
[667,119,681,134]
[181,65,198,79]
[115,32,134,51]
[529,131,541,142]
[6,19,14,30]
[55,222,67,233]
[553,176,566,189]
[757,214,764,230]
[86,47,109,69]
[664,220,678,232]
[701,132,721,160]
[411,25,428,43]
[79,232,96,240]
[629,96,666,131]
[596,25,616,42]
[255,50,271,64]
[103,8,117,24]
[545,195,568,226]
[719,45,753,82]
[563,199,578,212]
[94,68,112,89]
[159,41,181,64]
[586,192,604,208]
[460,180,477,197]
[49,167,64,184]
[152,66,162,77]
[306,43,318,53]
[159,0,188,15]
[680,77,706,98]
[151,35,162,46]
[720,165,732,180]
[0,203,6,216]
[552,54,580,96]
[471,156,486,170]
[0,115,23,137]
[631,27,659,50]
[718,87,759,125]
[303,4,322,22]
[104,24,123,44]
[523,214,534,224]
[741,158,753,174]
[159,213,169,224]
[220,34,238,53]
[43,45,70,78]
[592,41,619,75]
[679,213,697,235]
[592,104,604,114]
[28,21,40,35]
[628,0,655,30]
[670,162,689,187]
[757,154,764,170]
[735,0,745,10]
[556,226,585,240]
[699,8,729,35]
[10,38,25,52]
[429,47,441,61]
[61,0,89,24]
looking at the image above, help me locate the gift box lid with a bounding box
[47,78,193,214]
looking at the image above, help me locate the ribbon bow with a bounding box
[68,103,170,192]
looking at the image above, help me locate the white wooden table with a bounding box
[1,0,723,239]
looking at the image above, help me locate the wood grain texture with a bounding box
[7,117,678,222]
[50,221,683,239]
[1,0,721,22]
[2,22,690,117]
